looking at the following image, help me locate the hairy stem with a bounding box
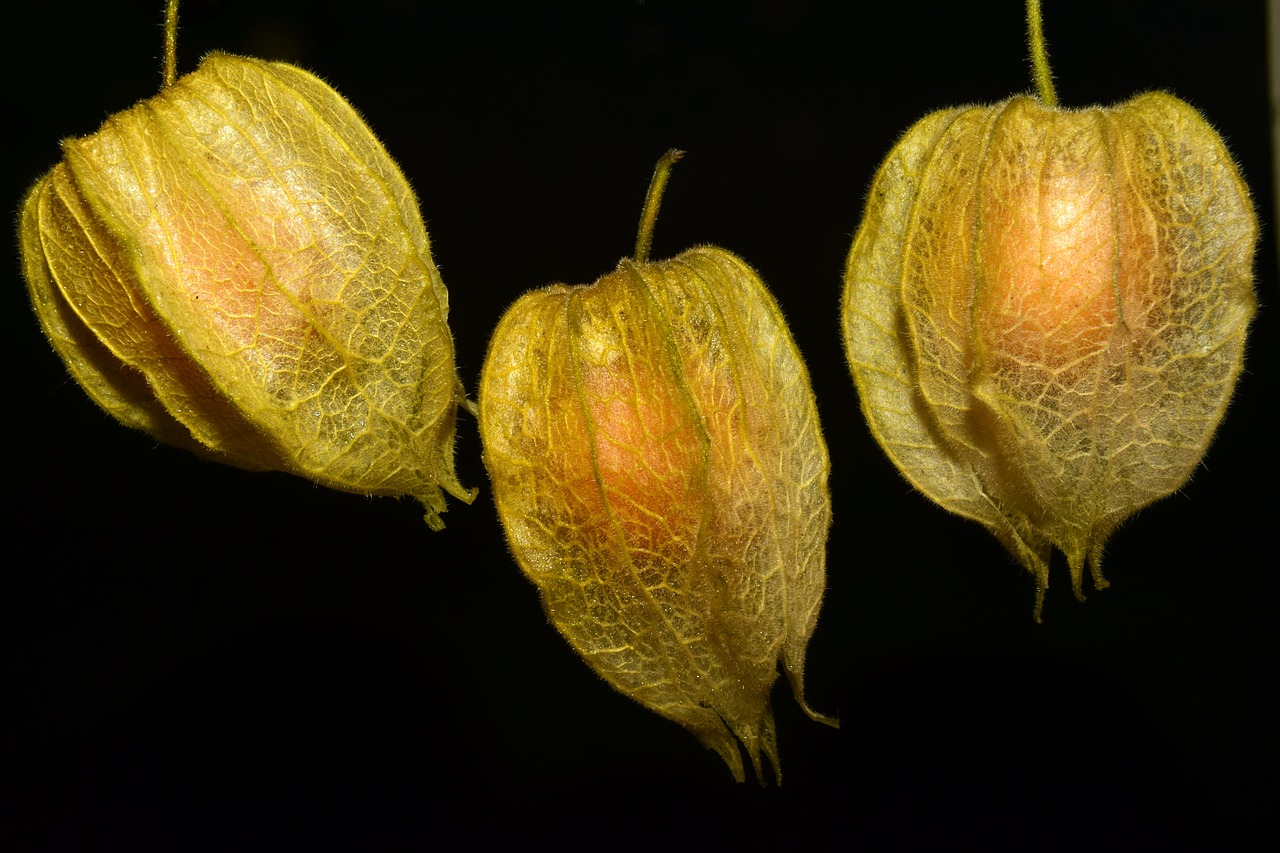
[163,0,179,89]
[634,149,685,263]
[1027,0,1057,107]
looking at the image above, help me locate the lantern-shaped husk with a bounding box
[20,52,473,528]
[843,93,1256,616]
[481,247,833,782]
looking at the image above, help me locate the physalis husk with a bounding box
[842,2,1256,617]
[480,151,836,782]
[20,47,473,529]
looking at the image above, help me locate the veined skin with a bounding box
[843,94,1256,618]
[480,247,834,783]
[20,53,473,528]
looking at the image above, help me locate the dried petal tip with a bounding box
[481,247,834,782]
[20,52,473,526]
[843,93,1256,617]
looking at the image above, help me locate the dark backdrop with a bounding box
[2,1,1275,849]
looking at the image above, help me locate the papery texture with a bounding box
[21,52,472,527]
[480,247,832,782]
[843,94,1256,615]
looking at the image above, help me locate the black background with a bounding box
[2,1,1275,849]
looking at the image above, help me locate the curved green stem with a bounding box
[1026,0,1057,107]
[163,0,180,89]
[634,148,685,263]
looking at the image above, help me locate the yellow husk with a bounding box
[481,247,835,782]
[843,93,1256,618]
[20,53,473,528]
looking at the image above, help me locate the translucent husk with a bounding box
[20,35,473,528]
[479,153,835,783]
[842,3,1257,618]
